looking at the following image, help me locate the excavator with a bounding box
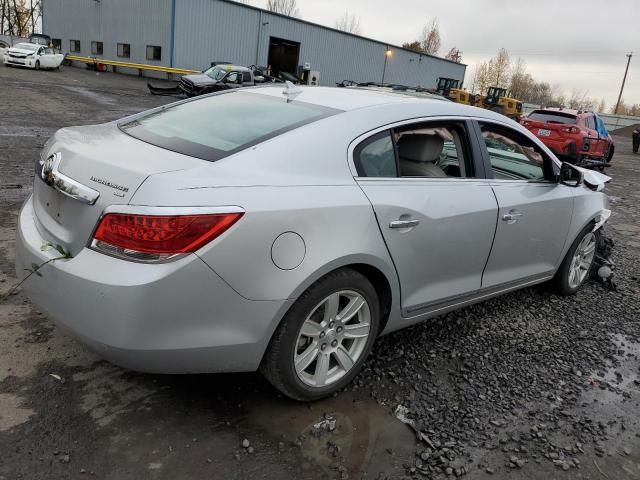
[434,78,523,120]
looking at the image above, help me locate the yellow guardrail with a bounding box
[65,55,199,75]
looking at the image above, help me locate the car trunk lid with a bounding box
[33,123,205,255]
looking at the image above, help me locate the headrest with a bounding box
[397,134,444,163]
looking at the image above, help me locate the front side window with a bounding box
[117,43,130,58]
[480,123,548,181]
[91,41,103,55]
[70,40,80,53]
[146,45,161,61]
[226,72,240,84]
[120,91,340,162]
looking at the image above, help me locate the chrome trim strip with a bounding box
[101,205,245,216]
[403,273,554,317]
[40,153,100,205]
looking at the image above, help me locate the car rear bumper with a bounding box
[15,195,289,373]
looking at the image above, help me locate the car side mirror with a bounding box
[558,162,584,187]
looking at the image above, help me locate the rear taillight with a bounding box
[562,126,579,134]
[91,211,243,262]
[521,120,530,127]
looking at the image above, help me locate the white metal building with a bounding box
[42,0,466,88]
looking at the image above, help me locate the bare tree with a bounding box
[335,11,362,35]
[487,48,511,90]
[596,98,606,113]
[444,47,462,63]
[266,0,300,18]
[470,61,491,95]
[0,0,40,37]
[420,18,441,55]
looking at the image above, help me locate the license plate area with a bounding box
[538,129,551,137]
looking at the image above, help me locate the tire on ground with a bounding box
[261,268,380,401]
[550,222,599,296]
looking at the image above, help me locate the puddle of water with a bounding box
[62,86,116,106]
[245,392,416,477]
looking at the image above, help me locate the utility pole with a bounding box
[615,53,632,114]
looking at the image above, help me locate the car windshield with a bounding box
[203,66,229,81]
[528,111,577,125]
[14,43,38,51]
[120,91,340,161]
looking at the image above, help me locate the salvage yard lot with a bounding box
[1,65,640,480]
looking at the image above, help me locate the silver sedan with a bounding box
[16,85,611,401]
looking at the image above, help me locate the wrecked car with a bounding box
[16,85,612,402]
[149,64,257,97]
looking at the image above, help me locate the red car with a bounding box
[521,108,614,170]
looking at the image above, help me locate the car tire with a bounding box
[606,145,615,163]
[551,224,599,296]
[35,60,40,70]
[261,268,380,401]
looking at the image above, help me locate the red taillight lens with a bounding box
[93,212,243,257]
[562,126,579,134]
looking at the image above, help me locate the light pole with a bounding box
[615,53,633,114]
[381,48,392,84]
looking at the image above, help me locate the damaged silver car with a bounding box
[16,86,612,400]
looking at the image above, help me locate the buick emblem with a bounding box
[39,152,60,185]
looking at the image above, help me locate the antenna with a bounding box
[282,81,302,103]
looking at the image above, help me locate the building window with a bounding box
[70,40,80,53]
[146,45,161,61]
[117,43,130,58]
[51,38,62,50]
[91,41,103,55]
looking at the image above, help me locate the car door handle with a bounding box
[389,219,420,229]
[502,211,523,223]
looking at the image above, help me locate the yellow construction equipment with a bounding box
[478,86,523,119]
[433,78,475,106]
[434,79,523,120]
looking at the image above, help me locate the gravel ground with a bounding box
[0,65,639,480]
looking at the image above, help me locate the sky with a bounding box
[249,0,639,109]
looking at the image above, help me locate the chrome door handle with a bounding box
[502,211,523,223]
[389,219,420,229]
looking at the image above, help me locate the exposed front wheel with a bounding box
[551,225,599,295]
[261,269,380,401]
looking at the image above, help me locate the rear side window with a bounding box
[354,131,397,177]
[528,111,577,125]
[120,91,340,161]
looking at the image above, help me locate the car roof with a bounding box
[246,85,497,116]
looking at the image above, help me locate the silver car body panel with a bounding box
[15,86,610,373]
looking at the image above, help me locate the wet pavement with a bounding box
[1,65,640,479]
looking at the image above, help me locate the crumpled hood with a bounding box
[182,74,218,86]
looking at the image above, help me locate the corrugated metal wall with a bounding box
[43,0,172,66]
[174,0,465,89]
[42,0,466,89]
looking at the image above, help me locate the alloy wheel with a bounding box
[568,232,596,289]
[294,290,371,388]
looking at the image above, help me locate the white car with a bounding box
[4,42,64,70]
[0,40,9,58]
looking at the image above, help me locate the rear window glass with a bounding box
[120,91,340,161]
[528,111,577,125]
